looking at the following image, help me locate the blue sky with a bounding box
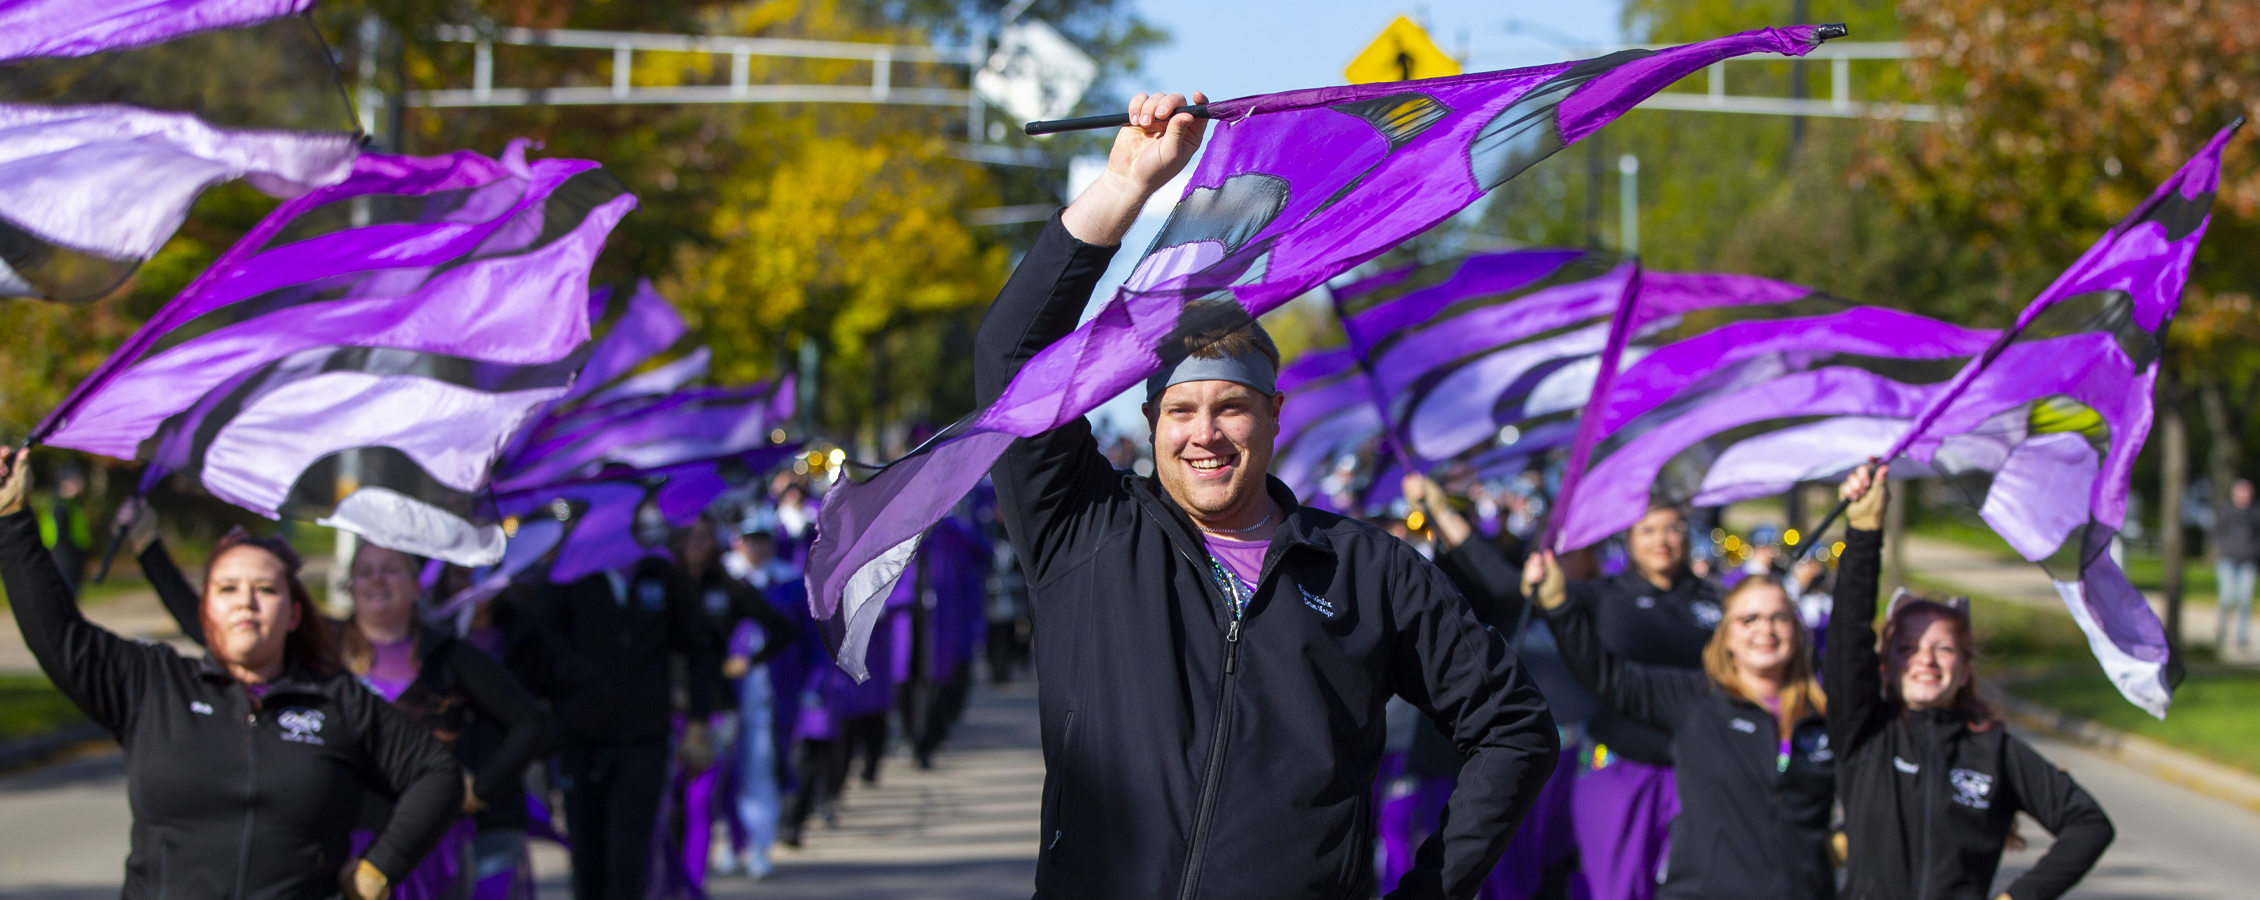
[1127,0,1627,101]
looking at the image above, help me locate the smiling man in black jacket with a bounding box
[983,91,1558,900]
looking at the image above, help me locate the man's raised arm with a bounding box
[975,92,1206,579]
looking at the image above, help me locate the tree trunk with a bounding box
[2198,374,2241,533]
[2162,376,2189,661]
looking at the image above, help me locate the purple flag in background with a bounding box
[811,24,1846,679]
[0,0,312,60]
[1274,250,1621,507]
[1,1,356,301]
[489,447,802,586]
[491,379,795,493]
[34,141,638,565]
[1546,278,1997,552]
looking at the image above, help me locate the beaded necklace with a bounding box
[1206,553,1254,619]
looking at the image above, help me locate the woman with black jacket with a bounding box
[0,450,461,900]
[1827,465,2112,900]
[129,499,547,900]
[1524,537,1837,898]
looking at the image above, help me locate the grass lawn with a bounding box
[0,673,88,742]
[2010,665,2260,776]
[1910,519,2220,601]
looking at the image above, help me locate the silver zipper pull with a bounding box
[1226,618,1241,643]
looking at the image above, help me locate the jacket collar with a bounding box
[1132,473,1337,567]
[195,654,330,699]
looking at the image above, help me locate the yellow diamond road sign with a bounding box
[1344,16,1462,85]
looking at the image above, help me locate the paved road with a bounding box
[5,670,2260,899]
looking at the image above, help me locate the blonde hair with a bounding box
[1702,574,1826,734]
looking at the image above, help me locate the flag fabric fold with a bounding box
[1872,123,2237,717]
[1,1,356,301]
[811,24,1843,679]
[0,0,314,60]
[1548,123,2236,716]
[33,141,637,565]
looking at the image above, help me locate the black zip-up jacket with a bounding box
[524,555,717,746]
[1827,528,2112,900]
[1545,591,1835,899]
[0,511,462,899]
[690,564,797,668]
[1564,569,1720,764]
[144,543,550,827]
[1431,537,1598,729]
[981,215,1559,900]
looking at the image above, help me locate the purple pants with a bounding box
[1480,748,1583,900]
[1376,752,1459,893]
[1570,758,1678,900]
[353,818,475,900]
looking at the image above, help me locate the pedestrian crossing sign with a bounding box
[1344,16,1462,85]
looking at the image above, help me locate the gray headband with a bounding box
[1145,349,1279,400]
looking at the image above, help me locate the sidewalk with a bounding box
[1902,534,2259,665]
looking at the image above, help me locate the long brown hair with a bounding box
[201,528,340,676]
[1702,574,1826,734]
[1880,598,2000,731]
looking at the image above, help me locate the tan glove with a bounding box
[117,496,161,556]
[462,772,488,815]
[342,859,390,900]
[1841,463,1890,532]
[680,721,715,774]
[1521,550,1567,610]
[0,448,29,518]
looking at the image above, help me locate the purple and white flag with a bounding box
[1,0,356,301]
[0,0,313,60]
[491,447,802,586]
[33,141,637,564]
[811,24,1848,679]
[0,103,356,300]
[491,380,796,494]
[1550,123,2237,715]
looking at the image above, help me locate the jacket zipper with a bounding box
[235,699,258,900]
[1915,719,1938,900]
[1164,528,1246,900]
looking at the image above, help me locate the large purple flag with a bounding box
[0,0,312,60]
[1,1,356,301]
[811,24,1847,679]
[1873,124,2235,716]
[33,141,637,564]
[1549,124,2236,715]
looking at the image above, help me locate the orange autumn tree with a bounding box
[1872,0,2260,508]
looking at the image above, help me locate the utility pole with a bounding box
[1617,153,1639,256]
[1787,0,1809,162]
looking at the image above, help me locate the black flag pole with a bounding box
[1024,103,1210,136]
[1019,24,1849,136]
[94,520,128,585]
[1793,497,1851,563]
